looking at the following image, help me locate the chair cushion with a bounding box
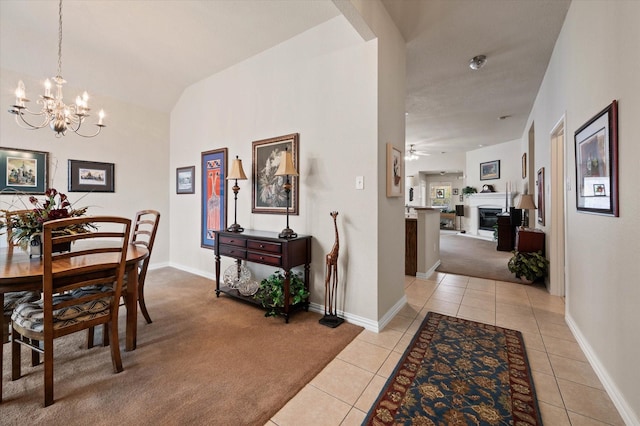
[3,291,41,316]
[11,291,112,333]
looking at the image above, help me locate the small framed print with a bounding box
[459,195,464,202]
[452,188,459,196]
[537,167,545,225]
[522,153,527,179]
[480,160,500,180]
[0,147,48,194]
[68,160,114,192]
[575,100,619,216]
[176,166,195,194]
[386,143,403,197]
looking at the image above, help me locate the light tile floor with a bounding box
[267,273,625,426]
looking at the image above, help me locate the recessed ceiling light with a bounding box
[478,144,484,147]
[469,55,487,70]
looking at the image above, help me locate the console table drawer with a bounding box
[219,245,247,259]
[247,240,282,254]
[219,236,246,247]
[247,251,281,266]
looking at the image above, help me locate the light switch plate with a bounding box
[355,176,364,190]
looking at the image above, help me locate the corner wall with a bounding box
[169,16,388,326]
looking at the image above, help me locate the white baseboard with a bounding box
[416,260,441,280]
[565,313,638,426]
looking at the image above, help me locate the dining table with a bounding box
[0,242,148,402]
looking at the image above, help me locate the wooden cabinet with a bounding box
[214,229,312,323]
[405,218,417,276]
[516,228,545,254]
[496,214,514,251]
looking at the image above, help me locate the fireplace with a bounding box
[478,208,502,231]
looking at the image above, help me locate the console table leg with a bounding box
[215,253,221,297]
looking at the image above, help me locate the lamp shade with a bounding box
[275,149,298,177]
[455,205,465,216]
[227,156,248,180]
[515,194,537,210]
[408,175,418,187]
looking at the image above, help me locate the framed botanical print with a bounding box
[0,147,48,194]
[574,100,619,216]
[201,148,228,249]
[537,167,545,225]
[252,133,299,215]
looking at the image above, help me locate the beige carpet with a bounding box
[436,233,520,283]
[1,268,363,425]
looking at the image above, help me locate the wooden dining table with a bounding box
[0,243,148,402]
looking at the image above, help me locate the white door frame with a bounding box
[549,115,567,297]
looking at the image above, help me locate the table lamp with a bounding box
[226,155,248,232]
[274,148,298,239]
[515,194,536,228]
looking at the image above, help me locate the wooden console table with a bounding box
[213,229,312,322]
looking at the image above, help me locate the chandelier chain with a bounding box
[57,0,63,77]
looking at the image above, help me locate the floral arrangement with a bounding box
[3,188,94,250]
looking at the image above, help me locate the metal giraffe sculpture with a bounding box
[320,211,344,327]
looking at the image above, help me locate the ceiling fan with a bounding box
[405,144,430,161]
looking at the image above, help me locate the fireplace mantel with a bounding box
[466,192,518,238]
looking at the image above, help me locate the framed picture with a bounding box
[480,160,500,180]
[201,148,228,249]
[436,189,445,199]
[386,143,403,197]
[176,166,195,194]
[574,100,619,216]
[537,167,545,225]
[452,188,459,195]
[68,160,114,192]
[459,195,464,202]
[522,153,527,179]
[252,133,299,215]
[0,147,48,194]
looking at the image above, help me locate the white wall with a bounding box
[523,1,640,422]
[0,67,171,264]
[169,15,402,327]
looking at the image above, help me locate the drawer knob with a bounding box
[260,256,265,260]
[260,244,264,248]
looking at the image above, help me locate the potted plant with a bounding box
[462,186,477,196]
[253,270,309,317]
[507,250,549,283]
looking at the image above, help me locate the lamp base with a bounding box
[278,228,297,239]
[319,315,344,328]
[227,223,244,233]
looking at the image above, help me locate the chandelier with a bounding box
[8,0,105,138]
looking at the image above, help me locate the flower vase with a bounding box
[29,235,42,258]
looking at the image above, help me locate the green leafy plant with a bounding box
[462,186,477,196]
[507,250,549,282]
[253,270,309,317]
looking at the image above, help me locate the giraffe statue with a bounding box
[320,211,343,327]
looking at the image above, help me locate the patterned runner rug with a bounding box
[364,312,542,425]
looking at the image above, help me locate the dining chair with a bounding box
[2,210,40,345]
[10,216,131,406]
[87,209,160,348]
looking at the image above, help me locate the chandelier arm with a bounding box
[70,124,105,138]
[11,109,52,130]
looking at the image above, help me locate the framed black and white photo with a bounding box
[68,160,114,192]
[176,166,195,194]
[575,100,619,216]
[0,147,48,194]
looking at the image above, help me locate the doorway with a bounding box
[550,117,566,296]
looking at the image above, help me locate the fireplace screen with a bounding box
[478,208,502,231]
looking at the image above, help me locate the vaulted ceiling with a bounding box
[0,0,570,154]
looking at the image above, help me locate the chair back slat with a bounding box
[42,216,131,339]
